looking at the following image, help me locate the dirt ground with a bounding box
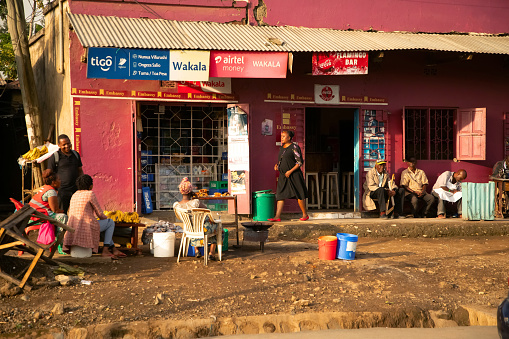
[1,233,509,336]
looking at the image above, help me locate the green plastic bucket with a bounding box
[253,190,275,221]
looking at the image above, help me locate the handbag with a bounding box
[37,221,56,245]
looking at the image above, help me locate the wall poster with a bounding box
[227,104,250,214]
[262,119,273,135]
[230,170,246,194]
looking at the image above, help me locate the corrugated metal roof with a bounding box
[68,13,509,54]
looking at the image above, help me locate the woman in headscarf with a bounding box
[173,177,218,260]
[63,174,126,259]
[29,169,68,224]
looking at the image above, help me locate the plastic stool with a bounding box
[305,172,321,209]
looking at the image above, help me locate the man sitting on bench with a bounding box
[362,160,403,219]
[398,157,435,218]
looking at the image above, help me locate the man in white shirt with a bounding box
[432,169,467,219]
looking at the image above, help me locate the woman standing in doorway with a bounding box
[269,130,309,222]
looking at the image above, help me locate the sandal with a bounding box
[195,251,202,258]
[102,252,119,260]
[113,250,127,258]
[209,254,216,261]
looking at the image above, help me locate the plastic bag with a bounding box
[37,222,55,245]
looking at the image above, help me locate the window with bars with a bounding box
[404,108,455,160]
[140,104,227,209]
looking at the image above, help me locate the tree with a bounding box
[5,0,43,186]
[0,0,44,80]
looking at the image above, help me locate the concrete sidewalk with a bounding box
[141,210,509,241]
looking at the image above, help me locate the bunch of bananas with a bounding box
[221,192,230,196]
[103,210,140,223]
[104,210,124,222]
[123,212,140,223]
[196,189,208,197]
[22,145,48,160]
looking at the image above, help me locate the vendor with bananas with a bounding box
[47,134,83,213]
[173,177,218,261]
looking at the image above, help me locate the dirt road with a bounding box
[1,234,508,337]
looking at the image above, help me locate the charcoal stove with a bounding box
[241,222,273,252]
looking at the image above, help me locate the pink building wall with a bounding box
[68,0,509,34]
[237,51,508,206]
[258,0,509,34]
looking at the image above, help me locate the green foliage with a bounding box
[0,31,17,80]
[0,0,17,79]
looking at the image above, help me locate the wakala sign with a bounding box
[209,51,288,78]
[87,48,210,81]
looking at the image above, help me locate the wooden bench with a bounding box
[0,205,75,290]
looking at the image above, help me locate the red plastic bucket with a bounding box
[318,236,338,260]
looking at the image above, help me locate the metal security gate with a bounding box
[139,104,227,210]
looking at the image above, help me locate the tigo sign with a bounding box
[87,47,170,80]
[210,51,288,78]
[87,48,210,81]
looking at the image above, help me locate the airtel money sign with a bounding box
[210,51,288,78]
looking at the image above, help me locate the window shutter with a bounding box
[456,108,486,160]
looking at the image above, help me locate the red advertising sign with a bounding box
[71,87,237,101]
[210,51,288,78]
[312,52,368,75]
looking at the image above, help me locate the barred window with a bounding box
[404,108,455,160]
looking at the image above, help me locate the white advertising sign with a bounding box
[169,50,210,81]
[314,84,340,105]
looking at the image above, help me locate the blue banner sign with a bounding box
[87,47,170,80]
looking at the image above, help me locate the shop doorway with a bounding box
[305,107,356,210]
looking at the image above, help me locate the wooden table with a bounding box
[489,176,509,218]
[198,195,239,246]
[114,222,145,254]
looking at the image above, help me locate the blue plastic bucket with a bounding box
[336,233,358,260]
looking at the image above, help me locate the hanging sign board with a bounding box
[169,50,210,81]
[314,84,340,104]
[210,51,288,78]
[227,104,251,214]
[87,48,210,81]
[174,78,232,94]
[312,52,368,75]
[87,47,170,80]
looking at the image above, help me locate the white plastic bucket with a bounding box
[70,246,92,258]
[153,232,175,257]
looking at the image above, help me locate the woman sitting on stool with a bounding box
[63,174,126,259]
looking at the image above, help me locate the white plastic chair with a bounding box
[175,207,222,265]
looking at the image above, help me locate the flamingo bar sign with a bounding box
[312,52,368,75]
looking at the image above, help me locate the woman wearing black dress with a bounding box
[268,130,309,222]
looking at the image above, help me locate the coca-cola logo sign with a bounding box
[319,86,334,101]
[314,84,339,104]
